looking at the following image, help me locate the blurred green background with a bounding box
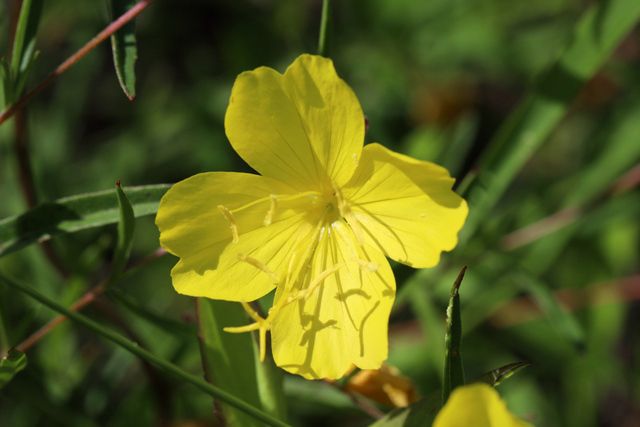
[1,0,639,426]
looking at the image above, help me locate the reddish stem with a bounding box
[15,247,166,353]
[0,0,157,127]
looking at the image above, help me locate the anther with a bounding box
[237,253,279,282]
[224,301,270,362]
[218,205,239,243]
[353,257,379,272]
[332,182,365,246]
[263,194,278,227]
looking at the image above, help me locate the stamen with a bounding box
[224,301,270,362]
[332,182,365,246]
[231,191,321,214]
[303,263,345,300]
[224,323,262,333]
[263,194,278,227]
[237,253,279,282]
[218,205,239,243]
[353,257,379,272]
[348,213,365,246]
[239,300,265,323]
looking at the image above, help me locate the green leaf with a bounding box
[110,0,138,99]
[109,181,136,282]
[0,184,170,258]
[0,348,27,389]
[442,267,466,406]
[197,299,287,427]
[459,0,640,243]
[0,273,291,427]
[8,0,44,104]
[468,361,531,387]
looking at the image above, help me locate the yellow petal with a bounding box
[156,172,310,301]
[344,143,468,269]
[225,54,364,193]
[270,218,396,380]
[434,384,533,427]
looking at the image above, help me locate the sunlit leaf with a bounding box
[0,184,170,258]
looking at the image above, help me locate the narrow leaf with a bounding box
[197,299,287,426]
[109,181,136,281]
[0,184,170,257]
[8,0,44,104]
[442,267,466,406]
[110,0,138,99]
[0,348,27,389]
[468,361,531,387]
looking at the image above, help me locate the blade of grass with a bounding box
[0,272,291,427]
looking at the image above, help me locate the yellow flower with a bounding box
[155,54,467,380]
[433,384,533,427]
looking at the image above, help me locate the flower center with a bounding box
[221,184,377,361]
[330,181,364,246]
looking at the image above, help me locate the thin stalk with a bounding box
[0,0,157,127]
[0,272,291,427]
[15,248,166,352]
[318,0,332,58]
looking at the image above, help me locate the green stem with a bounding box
[0,272,291,427]
[318,0,332,58]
